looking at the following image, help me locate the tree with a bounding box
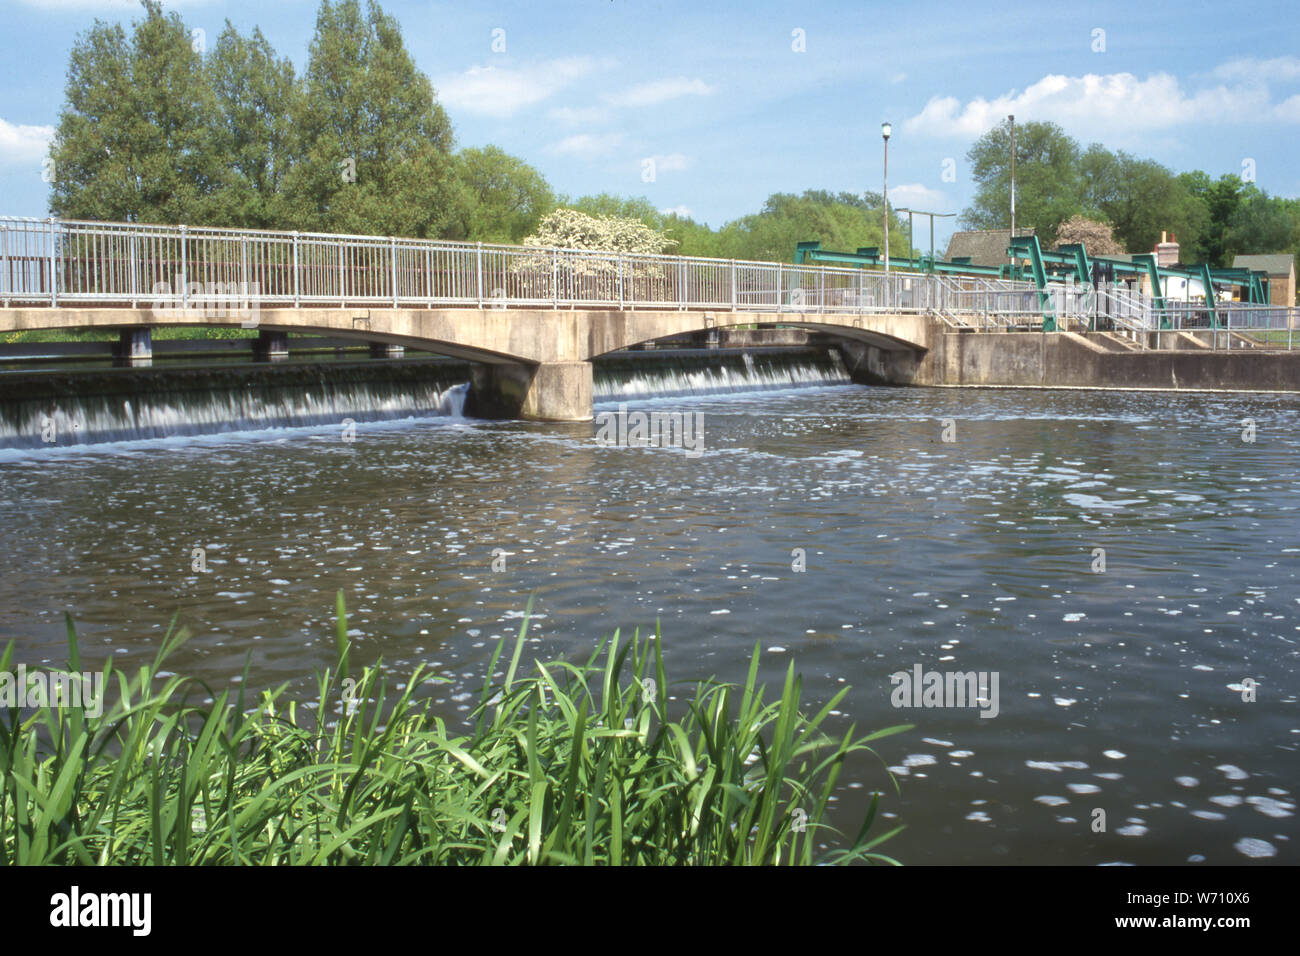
[523,208,675,254]
[962,118,1085,245]
[1227,192,1295,259]
[1179,172,1250,266]
[451,146,553,243]
[1079,146,1205,254]
[1051,216,1124,255]
[563,193,666,231]
[206,23,299,229]
[717,190,907,263]
[279,0,459,238]
[48,0,227,223]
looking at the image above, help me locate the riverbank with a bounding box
[0,598,907,866]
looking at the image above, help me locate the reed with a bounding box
[0,595,908,865]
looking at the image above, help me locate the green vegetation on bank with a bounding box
[0,596,908,865]
[963,118,1300,267]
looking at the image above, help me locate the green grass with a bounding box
[1,328,260,345]
[0,595,909,865]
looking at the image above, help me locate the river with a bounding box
[0,355,1295,864]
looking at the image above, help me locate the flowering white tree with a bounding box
[517,208,678,299]
[524,208,676,255]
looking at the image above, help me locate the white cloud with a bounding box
[545,133,625,160]
[1211,56,1300,83]
[660,205,693,218]
[549,105,612,126]
[0,118,54,166]
[436,57,603,119]
[904,69,1287,139]
[604,77,715,108]
[889,184,947,211]
[1276,94,1300,122]
[889,72,908,85]
[645,153,689,173]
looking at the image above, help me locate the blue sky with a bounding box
[2,0,1298,252]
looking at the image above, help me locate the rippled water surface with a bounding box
[2,382,1297,864]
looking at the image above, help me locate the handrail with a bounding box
[0,217,1295,349]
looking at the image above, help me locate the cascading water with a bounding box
[0,362,472,449]
[0,346,854,449]
[594,347,851,402]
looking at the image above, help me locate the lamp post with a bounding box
[882,121,891,274]
[1008,113,1016,243]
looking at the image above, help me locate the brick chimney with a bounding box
[1155,230,1180,268]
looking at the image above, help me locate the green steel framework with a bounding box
[795,237,1272,331]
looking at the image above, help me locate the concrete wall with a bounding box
[912,331,1300,391]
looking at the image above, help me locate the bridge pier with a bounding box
[468,361,593,422]
[253,330,288,361]
[113,328,152,366]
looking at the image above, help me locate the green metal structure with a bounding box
[797,235,1272,332]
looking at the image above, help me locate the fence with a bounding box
[1,217,1295,348]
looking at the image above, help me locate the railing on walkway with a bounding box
[0,216,948,315]
[1,216,1296,349]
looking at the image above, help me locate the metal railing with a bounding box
[1,216,1295,349]
[0,216,943,315]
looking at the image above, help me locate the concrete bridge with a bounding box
[0,217,936,420]
[6,217,1296,417]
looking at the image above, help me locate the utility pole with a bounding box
[1009,114,1016,241]
[881,121,892,274]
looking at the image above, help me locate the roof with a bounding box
[1232,254,1294,276]
[943,228,1036,267]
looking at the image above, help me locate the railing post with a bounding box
[338,240,345,307]
[0,219,7,306]
[476,242,483,307]
[129,230,139,307]
[776,261,783,312]
[552,247,559,308]
[241,237,250,311]
[179,224,188,309]
[618,253,624,309]
[730,259,736,310]
[47,217,58,307]
[817,267,823,313]
[292,232,300,307]
[391,236,398,307]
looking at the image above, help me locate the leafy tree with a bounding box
[563,193,666,231]
[452,146,553,243]
[1178,172,1250,266]
[717,190,907,263]
[1227,192,1295,259]
[206,23,299,228]
[279,0,459,238]
[1078,146,1205,255]
[48,0,227,223]
[962,118,1085,245]
[663,211,725,258]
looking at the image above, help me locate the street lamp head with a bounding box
[881,121,892,140]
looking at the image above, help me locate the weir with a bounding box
[0,345,858,449]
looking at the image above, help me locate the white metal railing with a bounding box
[1,216,1294,349]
